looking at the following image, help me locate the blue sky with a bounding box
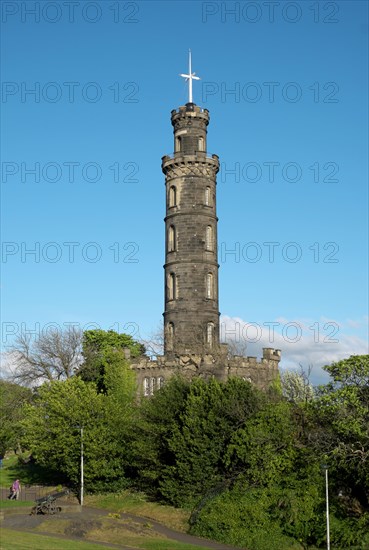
[1,0,368,383]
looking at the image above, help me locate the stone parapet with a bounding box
[131,345,281,396]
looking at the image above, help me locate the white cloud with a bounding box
[0,352,17,380]
[220,315,369,385]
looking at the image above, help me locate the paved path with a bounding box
[2,506,241,550]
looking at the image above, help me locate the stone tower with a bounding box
[162,102,220,355]
[130,56,281,395]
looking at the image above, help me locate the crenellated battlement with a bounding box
[262,347,282,361]
[131,344,281,396]
[171,106,210,135]
[171,103,209,117]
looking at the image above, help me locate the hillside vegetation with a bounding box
[2,329,368,550]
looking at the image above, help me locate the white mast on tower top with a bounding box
[180,49,200,104]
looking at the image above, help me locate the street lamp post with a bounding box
[322,465,330,550]
[80,426,84,506]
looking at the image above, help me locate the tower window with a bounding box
[167,322,174,350]
[168,273,176,300]
[168,225,176,251]
[205,226,213,251]
[175,136,181,152]
[205,187,211,206]
[206,273,213,299]
[207,322,214,348]
[198,136,205,151]
[169,186,177,207]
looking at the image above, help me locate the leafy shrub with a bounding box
[191,486,302,550]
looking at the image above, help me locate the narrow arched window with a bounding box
[175,136,181,152]
[206,273,213,299]
[168,273,176,300]
[167,322,174,350]
[150,377,156,396]
[205,187,211,206]
[143,377,150,397]
[168,225,176,251]
[157,376,165,389]
[169,186,177,207]
[205,226,213,251]
[198,136,205,151]
[207,322,214,348]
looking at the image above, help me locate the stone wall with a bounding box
[130,346,281,396]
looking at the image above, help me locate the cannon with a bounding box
[31,490,69,515]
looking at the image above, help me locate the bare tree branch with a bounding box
[6,327,83,386]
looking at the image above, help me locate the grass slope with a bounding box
[85,492,189,533]
[0,528,207,550]
[0,500,33,509]
[0,529,112,550]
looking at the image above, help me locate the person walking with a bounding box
[10,479,21,500]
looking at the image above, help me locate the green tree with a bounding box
[20,361,136,491]
[191,398,341,549]
[130,375,191,494]
[77,329,145,392]
[164,377,265,506]
[103,348,137,412]
[191,484,302,550]
[159,377,230,506]
[132,376,263,507]
[225,400,297,487]
[0,380,32,456]
[102,348,138,487]
[311,355,369,510]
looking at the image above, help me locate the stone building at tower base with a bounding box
[131,346,281,397]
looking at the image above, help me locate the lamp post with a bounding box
[322,464,330,550]
[80,425,84,507]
